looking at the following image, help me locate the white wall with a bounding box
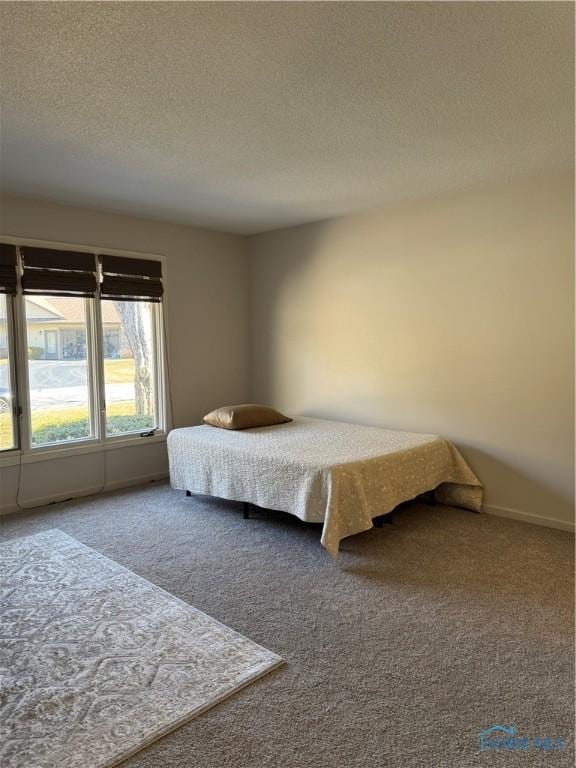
[3,173,574,529]
[248,171,575,529]
[0,194,248,512]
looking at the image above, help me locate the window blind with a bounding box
[0,243,18,295]
[20,246,97,297]
[99,254,163,302]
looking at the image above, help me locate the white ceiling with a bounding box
[0,2,573,235]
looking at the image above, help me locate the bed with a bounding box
[167,417,483,557]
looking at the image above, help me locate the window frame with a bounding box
[0,235,168,462]
[0,291,20,452]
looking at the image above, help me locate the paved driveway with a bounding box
[30,383,134,409]
[0,361,135,410]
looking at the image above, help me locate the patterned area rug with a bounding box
[0,530,283,768]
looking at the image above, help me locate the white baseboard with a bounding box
[0,473,169,516]
[484,503,575,533]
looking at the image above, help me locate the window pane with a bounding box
[102,300,158,436]
[25,296,93,446]
[0,294,16,450]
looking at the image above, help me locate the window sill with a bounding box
[0,433,168,468]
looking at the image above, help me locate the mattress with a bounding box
[167,417,483,557]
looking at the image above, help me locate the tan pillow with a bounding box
[202,404,292,430]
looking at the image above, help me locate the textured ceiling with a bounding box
[0,2,573,234]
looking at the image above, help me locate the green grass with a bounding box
[0,414,14,451]
[104,358,136,383]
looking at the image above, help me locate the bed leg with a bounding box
[185,490,192,497]
[243,502,250,520]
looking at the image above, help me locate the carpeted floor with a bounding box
[1,481,574,767]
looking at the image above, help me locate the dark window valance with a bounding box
[20,246,97,297]
[99,255,163,302]
[0,243,18,295]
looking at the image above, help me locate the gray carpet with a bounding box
[1,482,574,767]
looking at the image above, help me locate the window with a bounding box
[0,241,165,453]
[99,253,163,438]
[61,328,87,360]
[0,244,18,451]
[102,300,160,436]
[0,293,17,450]
[25,297,94,446]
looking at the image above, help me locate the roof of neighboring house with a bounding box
[28,296,65,319]
[25,296,121,324]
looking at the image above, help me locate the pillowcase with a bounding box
[202,404,292,430]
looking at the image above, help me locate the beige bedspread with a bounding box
[168,417,483,557]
